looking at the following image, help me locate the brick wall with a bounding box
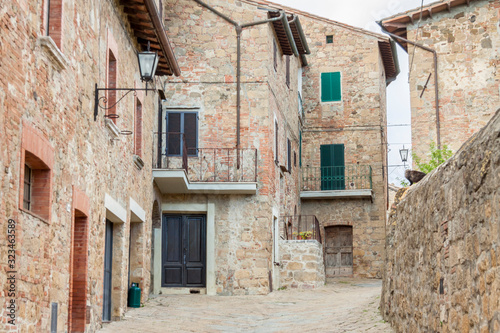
[0,0,158,330]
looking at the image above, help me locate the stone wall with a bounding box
[279,240,325,289]
[381,109,500,332]
[406,0,500,161]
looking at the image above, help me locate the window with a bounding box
[134,98,142,157]
[321,72,341,102]
[19,122,53,222]
[285,55,290,88]
[107,50,117,123]
[287,139,291,172]
[166,112,198,156]
[294,151,297,167]
[274,120,279,163]
[273,41,278,71]
[23,165,32,210]
[45,0,63,48]
[320,144,345,190]
[326,35,333,44]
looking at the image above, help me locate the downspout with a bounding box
[288,14,309,66]
[192,0,292,153]
[379,27,441,149]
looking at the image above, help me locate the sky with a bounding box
[271,0,436,185]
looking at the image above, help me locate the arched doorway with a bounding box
[324,225,353,277]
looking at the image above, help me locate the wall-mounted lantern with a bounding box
[399,145,409,169]
[94,42,158,121]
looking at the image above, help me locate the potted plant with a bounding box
[298,231,313,240]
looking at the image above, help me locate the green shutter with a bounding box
[320,144,345,190]
[321,72,341,102]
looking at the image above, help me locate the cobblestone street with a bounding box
[99,279,393,332]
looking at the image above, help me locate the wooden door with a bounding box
[325,226,353,277]
[162,215,206,287]
[102,220,113,322]
[320,144,345,190]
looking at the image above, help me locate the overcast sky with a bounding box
[271,0,436,185]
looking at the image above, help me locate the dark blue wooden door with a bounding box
[162,215,206,287]
[102,220,113,321]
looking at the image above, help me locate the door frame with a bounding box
[153,202,215,295]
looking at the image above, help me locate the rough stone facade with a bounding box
[156,0,303,296]
[384,0,500,161]
[0,0,168,331]
[279,240,325,289]
[297,13,390,278]
[381,109,500,332]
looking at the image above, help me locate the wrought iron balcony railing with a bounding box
[301,165,372,191]
[281,215,322,244]
[153,132,257,183]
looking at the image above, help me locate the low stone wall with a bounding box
[381,110,500,332]
[279,240,325,289]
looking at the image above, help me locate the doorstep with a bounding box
[158,287,207,295]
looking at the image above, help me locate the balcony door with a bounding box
[320,144,345,190]
[162,215,206,287]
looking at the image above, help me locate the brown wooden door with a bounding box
[325,226,353,277]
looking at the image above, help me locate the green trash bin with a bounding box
[128,283,141,308]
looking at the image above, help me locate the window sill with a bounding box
[39,36,69,70]
[133,155,144,170]
[20,207,49,224]
[105,119,120,138]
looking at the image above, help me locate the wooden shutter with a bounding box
[321,72,341,102]
[320,144,345,190]
[167,113,181,155]
[287,139,291,171]
[275,121,279,162]
[286,56,290,87]
[183,113,197,156]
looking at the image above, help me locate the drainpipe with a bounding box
[288,15,310,66]
[193,0,293,153]
[380,28,441,149]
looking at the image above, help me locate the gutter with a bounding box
[378,23,441,149]
[144,0,181,76]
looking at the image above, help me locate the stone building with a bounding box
[151,0,399,296]
[0,0,179,331]
[381,0,500,160]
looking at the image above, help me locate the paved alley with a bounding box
[99,279,393,333]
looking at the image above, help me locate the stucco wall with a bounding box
[381,109,500,332]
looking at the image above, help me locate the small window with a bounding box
[287,139,291,172]
[274,120,279,163]
[273,41,278,71]
[321,72,342,102]
[45,0,63,48]
[326,35,333,44]
[107,50,117,123]
[23,165,32,210]
[134,98,142,157]
[285,55,290,88]
[166,112,198,156]
[294,151,297,167]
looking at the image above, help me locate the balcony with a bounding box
[153,132,258,194]
[301,165,373,200]
[281,215,322,243]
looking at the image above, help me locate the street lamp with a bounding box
[94,42,159,121]
[399,145,409,169]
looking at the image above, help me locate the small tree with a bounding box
[412,142,453,174]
